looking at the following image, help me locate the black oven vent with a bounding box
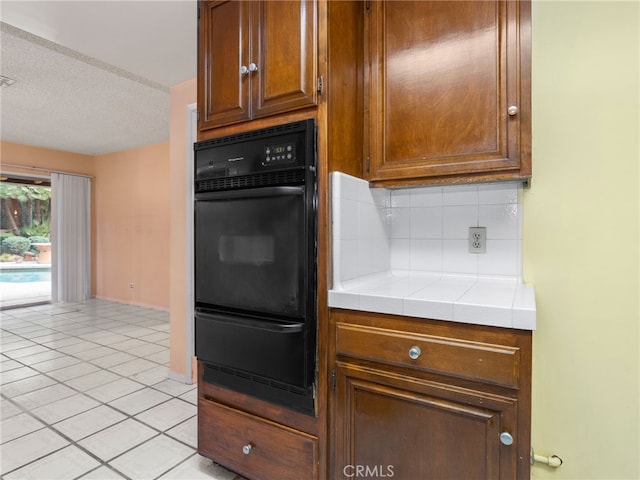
[203,363,314,415]
[195,120,312,150]
[196,169,305,193]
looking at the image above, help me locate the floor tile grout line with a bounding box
[2,323,170,357]
[2,389,197,450]
[151,451,201,480]
[2,421,198,480]
[3,342,182,393]
[1,351,192,405]
[71,462,131,480]
[2,350,168,395]
[1,299,202,480]
[1,318,172,379]
[2,388,198,477]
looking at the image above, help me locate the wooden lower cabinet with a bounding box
[334,362,517,480]
[331,309,532,480]
[198,398,318,480]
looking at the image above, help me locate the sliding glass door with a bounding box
[0,176,52,309]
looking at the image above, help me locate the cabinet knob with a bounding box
[242,443,253,455]
[240,65,249,75]
[499,432,514,446]
[248,62,258,72]
[408,346,421,360]
[507,105,518,116]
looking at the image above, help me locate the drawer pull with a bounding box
[408,346,422,360]
[242,443,253,455]
[499,432,514,446]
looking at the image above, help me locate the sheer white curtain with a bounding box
[51,173,91,302]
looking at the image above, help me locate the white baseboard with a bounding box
[167,370,195,385]
[94,295,169,312]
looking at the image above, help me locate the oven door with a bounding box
[194,186,310,319]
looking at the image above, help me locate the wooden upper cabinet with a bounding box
[199,1,250,128]
[198,0,318,131]
[366,0,531,185]
[252,1,318,118]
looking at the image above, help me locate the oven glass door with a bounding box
[195,186,307,318]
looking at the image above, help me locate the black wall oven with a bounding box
[194,120,316,415]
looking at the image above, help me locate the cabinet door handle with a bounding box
[507,105,518,116]
[240,65,249,75]
[242,443,253,455]
[499,432,514,446]
[248,62,258,72]
[408,345,421,360]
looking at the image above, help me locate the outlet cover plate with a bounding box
[469,227,486,254]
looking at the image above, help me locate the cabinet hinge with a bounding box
[331,370,336,390]
[197,110,200,121]
[317,76,324,95]
[365,0,371,13]
[365,156,370,175]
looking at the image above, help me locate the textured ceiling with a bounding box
[0,1,197,156]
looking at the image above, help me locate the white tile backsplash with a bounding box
[331,172,524,286]
[442,184,480,205]
[410,207,443,238]
[443,205,478,239]
[331,173,391,285]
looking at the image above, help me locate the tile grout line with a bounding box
[1,299,203,480]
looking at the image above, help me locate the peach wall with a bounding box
[168,78,197,380]
[1,141,95,176]
[94,142,170,309]
[0,141,98,294]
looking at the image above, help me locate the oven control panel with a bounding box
[195,119,314,182]
[263,142,296,166]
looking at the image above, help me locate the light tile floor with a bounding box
[0,299,244,480]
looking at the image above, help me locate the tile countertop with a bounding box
[328,171,536,331]
[328,271,537,330]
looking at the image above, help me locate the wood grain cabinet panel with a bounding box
[252,0,318,118]
[198,0,317,131]
[198,398,318,480]
[366,0,531,185]
[198,0,250,128]
[331,309,532,480]
[195,2,369,479]
[334,362,518,480]
[336,322,521,388]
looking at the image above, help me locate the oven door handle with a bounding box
[195,310,305,333]
[195,186,304,201]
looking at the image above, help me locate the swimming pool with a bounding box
[0,269,51,283]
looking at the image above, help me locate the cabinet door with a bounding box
[252,0,318,118]
[368,0,530,183]
[334,363,518,480]
[199,0,251,129]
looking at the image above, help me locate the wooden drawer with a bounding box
[336,322,521,389]
[198,398,318,480]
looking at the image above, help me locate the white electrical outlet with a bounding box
[129,282,135,289]
[469,227,486,254]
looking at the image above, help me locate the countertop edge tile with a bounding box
[328,273,536,330]
[358,295,404,316]
[327,291,360,310]
[453,303,513,329]
[402,298,454,322]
